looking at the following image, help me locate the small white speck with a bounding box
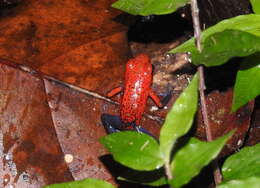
[5,153,12,161]
[20,65,32,72]
[181,13,186,18]
[156,165,161,169]
[165,54,171,58]
[64,154,74,163]
[150,106,159,112]
[4,178,8,182]
[132,103,138,108]
[133,93,138,98]
[129,64,134,69]
[237,139,242,146]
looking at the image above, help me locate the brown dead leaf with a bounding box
[41,31,128,94]
[245,98,260,146]
[0,62,73,187]
[195,89,254,157]
[0,0,129,93]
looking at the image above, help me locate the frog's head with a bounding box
[126,54,152,73]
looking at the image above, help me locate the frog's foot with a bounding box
[132,124,156,138]
[101,114,126,134]
[160,90,172,107]
[101,114,154,137]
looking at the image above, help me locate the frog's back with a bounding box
[120,54,152,124]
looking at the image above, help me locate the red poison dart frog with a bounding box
[101,54,170,135]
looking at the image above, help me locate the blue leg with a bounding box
[101,114,127,134]
[160,90,172,107]
[132,123,157,140]
[101,113,156,139]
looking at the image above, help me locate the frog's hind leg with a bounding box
[101,114,156,139]
[131,122,157,139]
[101,114,128,134]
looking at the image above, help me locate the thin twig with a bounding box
[190,0,222,185]
[44,75,118,104]
[190,0,202,52]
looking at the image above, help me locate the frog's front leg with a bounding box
[149,90,172,108]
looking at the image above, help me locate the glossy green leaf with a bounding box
[43,178,115,188]
[169,132,233,188]
[118,176,167,186]
[250,0,260,14]
[171,14,260,52]
[217,177,260,188]
[222,143,260,181]
[232,54,260,111]
[179,30,260,66]
[100,131,164,171]
[118,168,167,186]
[170,14,260,66]
[159,73,198,163]
[112,0,189,16]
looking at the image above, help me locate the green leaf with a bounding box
[169,132,233,188]
[180,29,260,66]
[118,168,167,186]
[159,73,198,163]
[217,177,260,188]
[100,131,164,171]
[222,143,260,181]
[250,0,260,14]
[43,178,115,188]
[232,54,260,112]
[170,14,260,65]
[112,0,189,16]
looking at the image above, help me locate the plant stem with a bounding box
[190,0,202,52]
[165,162,173,180]
[190,0,222,185]
[198,66,222,184]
